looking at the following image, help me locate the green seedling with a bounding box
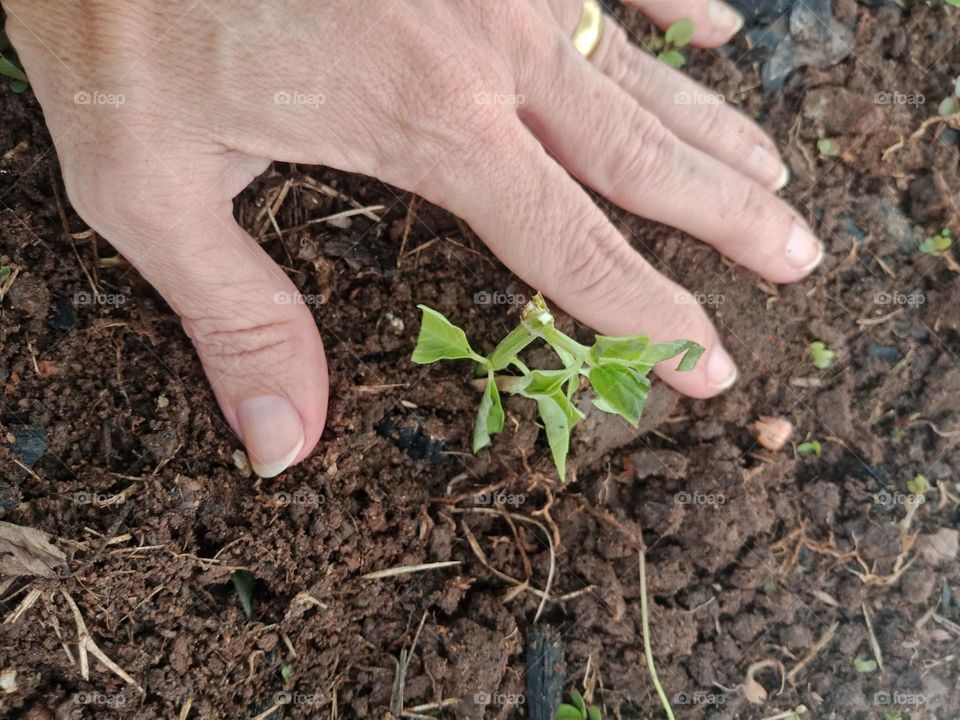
[281,665,294,680]
[918,227,953,254]
[411,293,702,480]
[854,657,877,673]
[556,689,602,720]
[796,439,822,457]
[0,55,27,94]
[817,138,840,157]
[643,18,695,69]
[808,341,836,369]
[231,570,255,619]
[907,473,929,495]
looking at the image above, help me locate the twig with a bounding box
[61,590,142,691]
[862,603,884,672]
[786,622,838,684]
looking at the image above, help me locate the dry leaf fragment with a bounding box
[915,528,959,567]
[743,659,785,705]
[0,668,16,694]
[752,416,793,452]
[0,521,66,578]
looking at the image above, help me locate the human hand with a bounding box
[3,0,821,476]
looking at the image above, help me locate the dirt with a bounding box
[2,2,960,719]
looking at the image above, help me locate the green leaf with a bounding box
[796,440,822,457]
[556,705,584,720]
[530,391,583,481]
[281,665,294,680]
[589,334,649,365]
[587,706,602,720]
[638,340,703,371]
[658,48,686,68]
[473,372,505,452]
[588,364,650,426]
[0,265,11,281]
[515,368,571,397]
[938,95,959,117]
[918,232,952,254]
[569,689,586,716]
[10,78,27,93]
[808,341,836,369]
[0,56,26,83]
[231,570,255,619]
[664,18,695,48]
[854,657,877,673]
[411,305,480,364]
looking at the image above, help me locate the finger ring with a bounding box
[571,0,603,59]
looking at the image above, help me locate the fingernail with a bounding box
[774,162,790,190]
[747,145,786,189]
[237,395,305,478]
[707,346,738,390]
[784,221,824,272]
[709,0,745,34]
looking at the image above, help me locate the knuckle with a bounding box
[598,25,641,87]
[184,313,299,365]
[559,217,634,303]
[607,107,676,190]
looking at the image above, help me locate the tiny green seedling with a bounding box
[796,439,822,457]
[817,138,840,158]
[918,227,953,255]
[411,293,702,480]
[907,473,929,496]
[644,18,695,69]
[0,56,26,93]
[853,657,877,673]
[556,689,602,720]
[808,341,836,369]
[280,665,294,681]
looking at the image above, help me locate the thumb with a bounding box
[73,171,328,478]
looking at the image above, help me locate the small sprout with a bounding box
[853,657,877,673]
[883,712,904,720]
[817,138,840,157]
[808,341,836,369]
[918,227,953,255]
[752,416,793,452]
[797,439,823,457]
[939,95,959,116]
[907,473,929,496]
[231,570,255,619]
[556,689,602,720]
[0,265,11,282]
[0,55,27,93]
[281,665,294,681]
[412,293,702,480]
[644,18,695,68]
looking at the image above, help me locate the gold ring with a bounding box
[571,0,603,59]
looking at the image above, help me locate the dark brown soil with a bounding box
[2,2,960,719]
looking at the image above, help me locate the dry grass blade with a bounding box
[3,586,41,624]
[786,622,838,684]
[61,591,141,691]
[862,602,884,672]
[361,561,461,580]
